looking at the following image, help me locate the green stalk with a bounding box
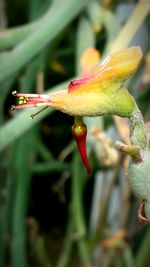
[0,1,54,51]
[74,116,84,126]
[0,20,39,51]
[110,2,150,52]
[36,136,54,161]
[11,132,33,267]
[71,152,91,266]
[0,167,9,267]
[56,221,74,267]
[72,152,86,237]
[0,0,89,83]
[31,161,71,173]
[130,105,147,148]
[134,228,150,267]
[75,15,95,75]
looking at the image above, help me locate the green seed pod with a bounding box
[128,149,150,221]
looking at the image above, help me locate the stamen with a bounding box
[31,106,48,119]
[11,102,51,110]
[12,91,50,99]
[11,105,16,110]
[19,96,28,105]
[12,90,51,109]
[26,97,50,103]
[12,90,17,96]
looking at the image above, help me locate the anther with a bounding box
[12,90,17,96]
[11,105,16,110]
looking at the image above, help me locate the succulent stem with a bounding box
[130,105,147,148]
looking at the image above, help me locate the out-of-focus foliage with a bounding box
[0,0,150,267]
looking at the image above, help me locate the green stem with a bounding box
[36,137,54,161]
[0,0,89,83]
[78,239,92,267]
[103,9,121,54]
[11,133,32,267]
[71,152,91,266]
[76,15,95,75]
[31,161,71,173]
[0,20,39,51]
[56,221,74,267]
[0,167,9,267]
[72,152,86,237]
[134,228,150,267]
[130,105,147,148]
[110,2,150,52]
[74,116,84,126]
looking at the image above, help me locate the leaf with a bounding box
[0,0,89,83]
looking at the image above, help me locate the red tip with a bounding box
[72,123,91,174]
[68,76,89,92]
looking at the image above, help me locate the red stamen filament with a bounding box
[11,102,51,110]
[11,91,51,110]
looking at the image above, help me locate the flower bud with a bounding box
[72,122,91,173]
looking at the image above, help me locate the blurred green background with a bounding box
[0,0,150,266]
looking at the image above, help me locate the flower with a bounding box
[50,46,142,117]
[12,46,143,173]
[12,46,142,118]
